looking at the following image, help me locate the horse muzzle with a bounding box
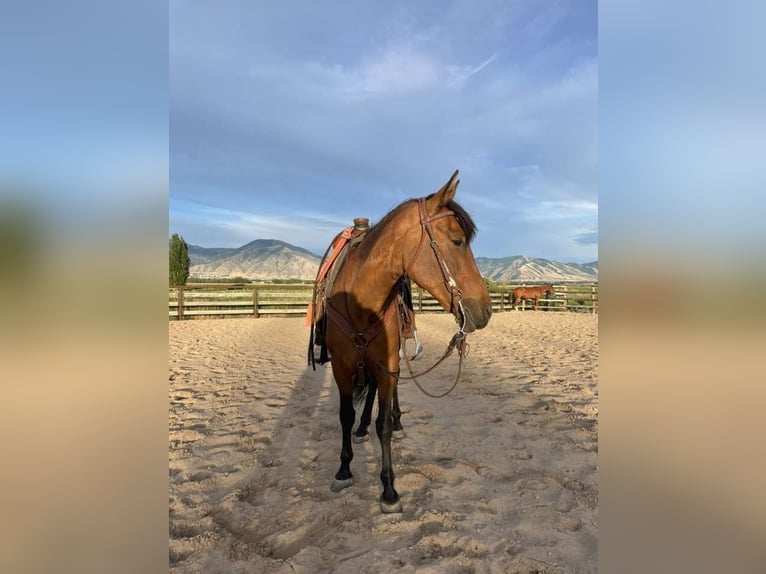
[461,300,492,332]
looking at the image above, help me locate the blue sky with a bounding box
[170,0,597,262]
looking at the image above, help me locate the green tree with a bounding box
[169,234,190,286]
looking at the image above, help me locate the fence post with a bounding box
[177,286,185,320]
[500,289,505,312]
[418,288,423,313]
[253,287,260,318]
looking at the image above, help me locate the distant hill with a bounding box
[185,239,597,283]
[476,255,598,283]
[188,239,321,281]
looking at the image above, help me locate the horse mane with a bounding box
[368,197,477,245]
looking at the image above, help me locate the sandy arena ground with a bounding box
[169,311,598,573]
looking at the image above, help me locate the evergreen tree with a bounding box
[169,233,190,286]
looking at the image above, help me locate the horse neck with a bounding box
[337,211,413,313]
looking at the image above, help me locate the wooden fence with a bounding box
[169,283,597,320]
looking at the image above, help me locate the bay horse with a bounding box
[511,285,555,311]
[309,170,492,513]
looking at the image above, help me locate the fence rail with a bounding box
[169,283,597,320]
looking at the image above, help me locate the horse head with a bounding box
[406,170,492,333]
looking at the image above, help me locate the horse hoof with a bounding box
[392,429,405,440]
[352,434,369,444]
[380,499,403,514]
[330,477,354,492]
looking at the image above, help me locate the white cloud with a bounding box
[507,163,595,204]
[460,191,504,211]
[446,52,499,88]
[540,58,598,103]
[285,43,498,101]
[360,44,442,95]
[522,199,598,221]
[171,198,362,250]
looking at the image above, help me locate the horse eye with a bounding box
[452,238,466,248]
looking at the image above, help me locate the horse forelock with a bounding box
[445,199,477,245]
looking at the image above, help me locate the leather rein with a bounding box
[324,198,470,397]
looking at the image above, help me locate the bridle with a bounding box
[324,197,471,396]
[404,198,468,331]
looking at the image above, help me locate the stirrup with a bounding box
[400,328,424,361]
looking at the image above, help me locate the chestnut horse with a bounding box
[511,285,555,311]
[313,170,492,513]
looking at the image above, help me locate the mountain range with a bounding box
[187,239,598,283]
[476,256,598,283]
[188,240,321,281]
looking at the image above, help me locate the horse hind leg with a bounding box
[354,375,403,442]
[353,373,377,444]
[331,393,356,492]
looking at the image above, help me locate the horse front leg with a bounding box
[376,379,402,513]
[331,392,356,492]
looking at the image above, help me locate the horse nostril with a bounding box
[484,304,493,320]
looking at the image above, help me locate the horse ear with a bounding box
[430,170,460,209]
